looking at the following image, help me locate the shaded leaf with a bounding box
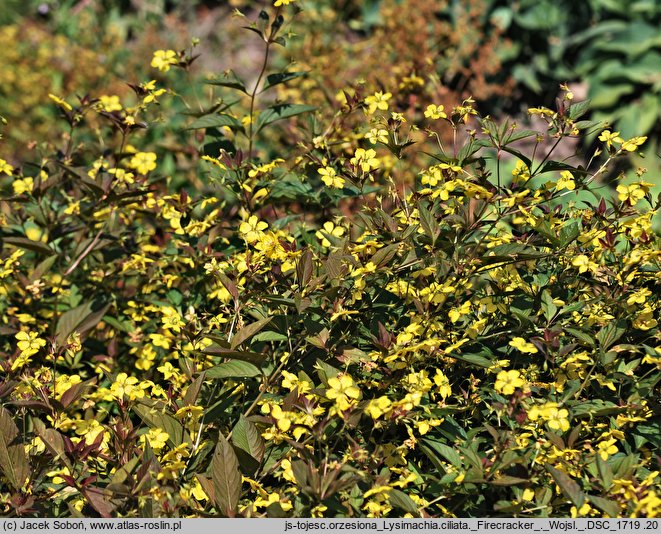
[255,103,316,133]
[206,361,262,379]
[231,317,272,349]
[185,113,244,132]
[388,489,419,514]
[205,70,248,94]
[133,402,189,447]
[232,415,266,464]
[212,434,242,517]
[546,465,585,508]
[56,300,110,345]
[3,236,55,256]
[0,406,30,491]
[261,71,307,92]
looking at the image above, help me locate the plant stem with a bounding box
[248,40,272,160]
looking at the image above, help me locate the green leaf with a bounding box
[541,290,557,322]
[370,243,400,269]
[231,415,265,464]
[212,434,242,517]
[589,495,619,517]
[202,344,267,365]
[60,378,96,409]
[387,489,419,514]
[499,146,532,169]
[503,129,538,144]
[596,320,626,350]
[450,352,493,368]
[296,249,314,288]
[3,236,55,256]
[568,100,591,121]
[33,419,71,470]
[55,300,110,345]
[205,70,248,94]
[421,439,462,468]
[261,71,307,92]
[255,103,316,133]
[231,317,272,349]
[0,406,30,491]
[252,331,288,343]
[546,465,585,508]
[596,454,613,490]
[206,361,262,379]
[185,113,244,132]
[133,401,189,448]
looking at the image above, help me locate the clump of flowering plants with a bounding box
[0,0,659,519]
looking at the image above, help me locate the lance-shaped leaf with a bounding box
[230,317,272,350]
[261,71,307,92]
[206,361,262,379]
[0,406,30,491]
[212,434,242,517]
[185,113,244,133]
[205,70,248,94]
[232,415,265,465]
[255,103,316,133]
[56,300,110,345]
[3,236,55,256]
[546,464,585,508]
[133,401,189,447]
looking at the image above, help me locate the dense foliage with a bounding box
[0,0,659,519]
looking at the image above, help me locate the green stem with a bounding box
[248,40,272,160]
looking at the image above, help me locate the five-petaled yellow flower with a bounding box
[16,330,47,356]
[495,369,525,395]
[318,166,345,189]
[151,50,178,72]
[424,104,447,120]
[129,152,157,174]
[350,148,380,173]
[326,374,361,411]
[364,91,392,115]
[509,337,538,354]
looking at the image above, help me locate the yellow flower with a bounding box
[597,438,618,460]
[616,183,646,204]
[495,370,525,395]
[129,152,157,174]
[424,104,447,120]
[364,91,392,114]
[16,330,47,356]
[365,128,389,144]
[12,177,33,195]
[316,221,345,247]
[509,337,538,354]
[545,405,570,432]
[110,373,145,401]
[239,215,268,244]
[571,254,596,274]
[326,374,361,411]
[140,428,170,452]
[620,136,647,152]
[598,130,623,149]
[350,148,380,173]
[274,0,297,6]
[48,93,73,111]
[555,171,575,191]
[97,95,122,113]
[0,158,14,176]
[433,370,452,399]
[365,396,392,419]
[151,49,178,72]
[318,166,345,188]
